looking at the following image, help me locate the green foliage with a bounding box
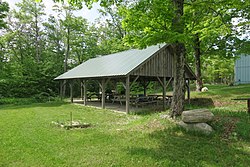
[1,0,249,102]
[201,55,235,84]
[0,98,37,105]
[0,1,9,29]
[0,0,107,99]
[121,0,178,48]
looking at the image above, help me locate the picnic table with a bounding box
[131,96,158,108]
[112,95,159,107]
[112,95,126,105]
[232,98,250,114]
[148,94,173,105]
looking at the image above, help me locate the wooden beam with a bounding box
[187,79,190,104]
[101,79,106,109]
[69,81,73,103]
[130,75,140,88]
[121,82,126,89]
[60,80,67,100]
[60,81,63,100]
[105,78,111,85]
[83,80,87,106]
[80,80,84,100]
[97,80,102,89]
[157,76,164,87]
[62,80,67,97]
[163,77,166,110]
[166,77,173,88]
[248,99,250,114]
[142,80,150,96]
[125,75,130,114]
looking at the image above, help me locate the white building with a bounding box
[235,54,250,84]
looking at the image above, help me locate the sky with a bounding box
[6,0,101,23]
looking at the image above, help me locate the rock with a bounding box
[182,109,214,123]
[178,121,213,134]
[201,87,208,92]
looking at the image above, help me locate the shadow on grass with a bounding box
[131,98,214,115]
[130,106,170,116]
[126,126,250,166]
[185,98,215,109]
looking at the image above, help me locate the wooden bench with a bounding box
[232,98,250,114]
[112,95,125,105]
[131,96,158,108]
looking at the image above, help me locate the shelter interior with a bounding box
[60,76,192,113]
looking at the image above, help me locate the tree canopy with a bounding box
[0,0,249,115]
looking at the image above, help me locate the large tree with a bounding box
[0,1,9,79]
[119,0,187,116]
[65,0,187,116]
[184,0,249,91]
[96,3,128,55]
[0,0,47,97]
[120,0,249,115]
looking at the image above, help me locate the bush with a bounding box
[0,96,61,105]
[33,92,55,103]
[0,98,38,105]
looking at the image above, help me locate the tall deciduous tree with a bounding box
[0,1,9,29]
[171,0,186,117]
[15,0,45,63]
[0,1,9,79]
[119,0,187,116]
[184,0,249,91]
[96,3,128,55]
[1,0,47,97]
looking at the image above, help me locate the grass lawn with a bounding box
[0,84,250,166]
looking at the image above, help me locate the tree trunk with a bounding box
[194,33,203,91]
[64,27,70,73]
[35,3,40,63]
[63,24,70,96]
[171,43,186,117]
[170,0,186,117]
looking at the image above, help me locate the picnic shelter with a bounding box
[54,44,196,113]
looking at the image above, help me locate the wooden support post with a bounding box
[126,75,130,114]
[130,75,140,88]
[101,79,106,109]
[247,99,250,114]
[69,81,73,103]
[80,80,84,100]
[166,77,173,89]
[60,81,63,100]
[121,82,126,89]
[60,80,67,100]
[143,80,147,97]
[62,80,67,97]
[142,80,150,96]
[157,76,164,87]
[83,80,87,106]
[187,79,190,104]
[163,77,166,110]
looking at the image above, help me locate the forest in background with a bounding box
[0,0,249,100]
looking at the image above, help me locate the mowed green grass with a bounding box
[1,84,250,166]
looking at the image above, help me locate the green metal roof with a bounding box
[55,44,166,80]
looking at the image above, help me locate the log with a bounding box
[182,109,214,123]
[178,121,213,134]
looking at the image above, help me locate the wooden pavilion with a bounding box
[54,44,196,113]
